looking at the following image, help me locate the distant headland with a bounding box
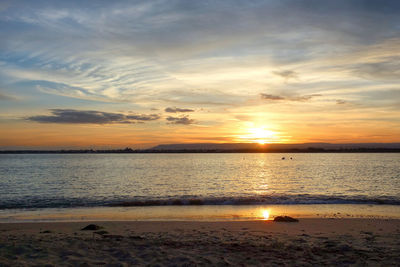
[1,143,400,153]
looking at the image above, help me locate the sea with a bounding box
[0,153,399,222]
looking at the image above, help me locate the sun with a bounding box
[247,127,278,145]
[234,124,284,144]
[252,128,275,141]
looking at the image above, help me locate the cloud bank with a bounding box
[27,109,160,124]
[166,115,195,125]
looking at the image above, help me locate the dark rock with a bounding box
[81,224,102,231]
[273,216,299,222]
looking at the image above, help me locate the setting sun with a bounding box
[237,127,280,144]
[252,128,276,144]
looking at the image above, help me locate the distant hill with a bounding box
[1,143,400,153]
[150,142,400,151]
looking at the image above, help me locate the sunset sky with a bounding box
[1,0,400,148]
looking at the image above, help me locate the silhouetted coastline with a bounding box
[1,146,400,154]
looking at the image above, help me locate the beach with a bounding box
[1,218,400,266]
[1,153,399,265]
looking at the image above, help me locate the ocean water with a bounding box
[1,153,399,211]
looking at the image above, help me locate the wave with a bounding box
[112,195,400,207]
[1,194,400,209]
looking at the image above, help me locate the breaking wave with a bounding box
[1,194,400,209]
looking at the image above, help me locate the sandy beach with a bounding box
[1,219,400,266]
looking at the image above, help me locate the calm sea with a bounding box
[1,153,399,211]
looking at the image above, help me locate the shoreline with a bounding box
[1,204,400,223]
[1,218,399,265]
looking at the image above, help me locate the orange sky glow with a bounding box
[1,1,399,149]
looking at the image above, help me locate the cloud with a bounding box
[353,60,400,81]
[157,89,243,106]
[292,94,322,101]
[164,107,194,113]
[3,0,398,108]
[166,115,195,125]
[260,93,321,102]
[0,92,16,101]
[126,114,160,121]
[260,94,285,100]
[272,70,298,81]
[27,109,160,124]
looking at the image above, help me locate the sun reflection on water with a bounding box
[262,209,270,220]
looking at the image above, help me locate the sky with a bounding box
[1,0,400,149]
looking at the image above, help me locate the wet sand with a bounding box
[1,219,400,266]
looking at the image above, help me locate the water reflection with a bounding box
[1,154,399,209]
[2,204,399,223]
[262,209,270,220]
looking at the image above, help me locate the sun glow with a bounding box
[262,210,270,220]
[237,126,280,144]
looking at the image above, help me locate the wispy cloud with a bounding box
[260,93,321,102]
[1,0,398,108]
[126,114,160,121]
[0,92,16,101]
[272,70,298,81]
[27,109,160,124]
[336,99,347,105]
[164,107,194,113]
[259,94,285,101]
[353,61,400,81]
